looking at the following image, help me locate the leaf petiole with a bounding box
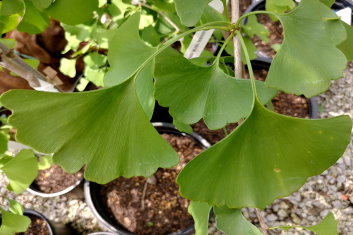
[214,31,235,65]
[235,10,280,28]
[236,30,257,97]
[136,22,231,73]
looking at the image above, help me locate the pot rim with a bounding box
[84,122,211,235]
[24,209,55,235]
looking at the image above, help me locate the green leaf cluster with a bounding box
[0,200,30,235]
[0,0,353,234]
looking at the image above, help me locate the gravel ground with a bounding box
[0,66,352,234]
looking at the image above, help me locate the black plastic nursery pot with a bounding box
[250,57,319,119]
[84,122,210,235]
[7,141,84,197]
[87,233,118,235]
[245,0,353,20]
[244,0,353,58]
[0,209,55,235]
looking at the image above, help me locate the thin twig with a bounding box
[141,181,148,210]
[0,43,45,87]
[231,0,242,78]
[255,208,269,235]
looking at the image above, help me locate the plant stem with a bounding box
[231,0,242,78]
[236,30,257,97]
[235,10,280,28]
[255,208,269,235]
[0,43,60,91]
[214,32,235,64]
[223,127,228,136]
[137,22,230,72]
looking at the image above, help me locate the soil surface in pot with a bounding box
[252,14,283,58]
[239,0,284,58]
[193,67,309,144]
[34,164,83,193]
[100,134,203,235]
[16,214,50,235]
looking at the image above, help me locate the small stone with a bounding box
[265,214,278,222]
[278,209,288,218]
[337,175,346,184]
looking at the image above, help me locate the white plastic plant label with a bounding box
[184,0,224,59]
[336,7,352,25]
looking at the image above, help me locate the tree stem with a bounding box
[255,208,269,235]
[0,42,59,91]
[231,0,242,78]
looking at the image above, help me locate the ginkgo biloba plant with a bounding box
[0,0,353,234]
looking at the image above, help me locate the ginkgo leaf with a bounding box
[276,212,338,235]
[266,0,347,97]
[214,207,261,235]
[135,61,155,119]
[0,209,30,235]
[265,0,295,21]
[338,21,353,61]
[0,132,7,155]
[307,212,338,235]
[104,13,157,87]
[154,48,276,130]
[45,0,98,25]
[8,199,24,215]
[242,15,269,43]
[103,13,155,118]
[30,0,52,10]
[174,0,211,26]
[1,149,38,194]
[177,99,352,209]
[17,0,49,34]
[188,201,211,235]
[319,0,335,7]
[0,78,179,184]
[1,0,24,16]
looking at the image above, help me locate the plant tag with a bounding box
[184,0,224,59]
[336,7,352,25]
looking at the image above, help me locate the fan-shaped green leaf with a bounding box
[104,13,157,87]
[17,0,49,34]
[242,15,269,43]
[338,21,353,61]
[154,48,276,130]
[30,0,52,10]
[1,149,38,194]
[214,207,261,235]
[177,99,352,209]
[266,0,347,97]
[135,61,155,119]
[265,0,295,21]
[0,209,30,235]
[188,201,211,235]
[0,132,7,155]
[174,0,211,26]
[1,0,24,16]
[8,200,24,215]
[45,0,98,25]
[104,13,156,117]
[0,78,179,184]
[276,212,338,235]
[307,212,338,235]
[319,0,335,7]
